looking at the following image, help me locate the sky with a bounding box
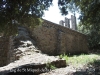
[42,0,80,25]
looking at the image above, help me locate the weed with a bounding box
[59,53,68,61]
[59,54,100,67]
[46,62,56,70]
[46,59,56,70]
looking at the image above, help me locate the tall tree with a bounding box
[58,0,100,49]
[0,0,52,36]
[58,0,79,16]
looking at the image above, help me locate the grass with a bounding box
[60,54,100,67]
[46,62,56,70]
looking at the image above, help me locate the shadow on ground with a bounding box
[73,59,100,75]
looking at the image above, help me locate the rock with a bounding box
[15,54,21,60]
[27,43,32,47]
[15,50,22,54]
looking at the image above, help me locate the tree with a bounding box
[58,0,100,49]
[0,0,53,36]
[58,0,100,23]
[58,0,79,16]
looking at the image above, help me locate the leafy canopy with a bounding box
[58,0,100,48]
[0,0,52,36]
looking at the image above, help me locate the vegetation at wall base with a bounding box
[46,63,56,70]
[59,53,100,68]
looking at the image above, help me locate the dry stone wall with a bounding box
[32,19,88,55]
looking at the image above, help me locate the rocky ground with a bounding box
[40,63,100,75]
[0,49,99,75]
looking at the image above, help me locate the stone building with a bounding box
[71,15,77,30]
[59,15,77,30]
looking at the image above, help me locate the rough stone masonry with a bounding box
[32,19,89,55]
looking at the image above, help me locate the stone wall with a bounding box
[32,19,88,55]
[0,37,9,67]
[0,19,89,66]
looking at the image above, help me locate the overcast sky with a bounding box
[42,0,80,25]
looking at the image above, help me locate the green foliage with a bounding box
[58,0,100,49]
[0,0,53,36]
[59,53,68,61]
[77,22,90,35]
[78,22,100,49]
[58,0,79,16]
[68,54,98,66]
[88,29,100,49]
[59,54,100,68]
[58,0,100,21]
[46,63,56,70]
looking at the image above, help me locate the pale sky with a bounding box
[42,0,80,25]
